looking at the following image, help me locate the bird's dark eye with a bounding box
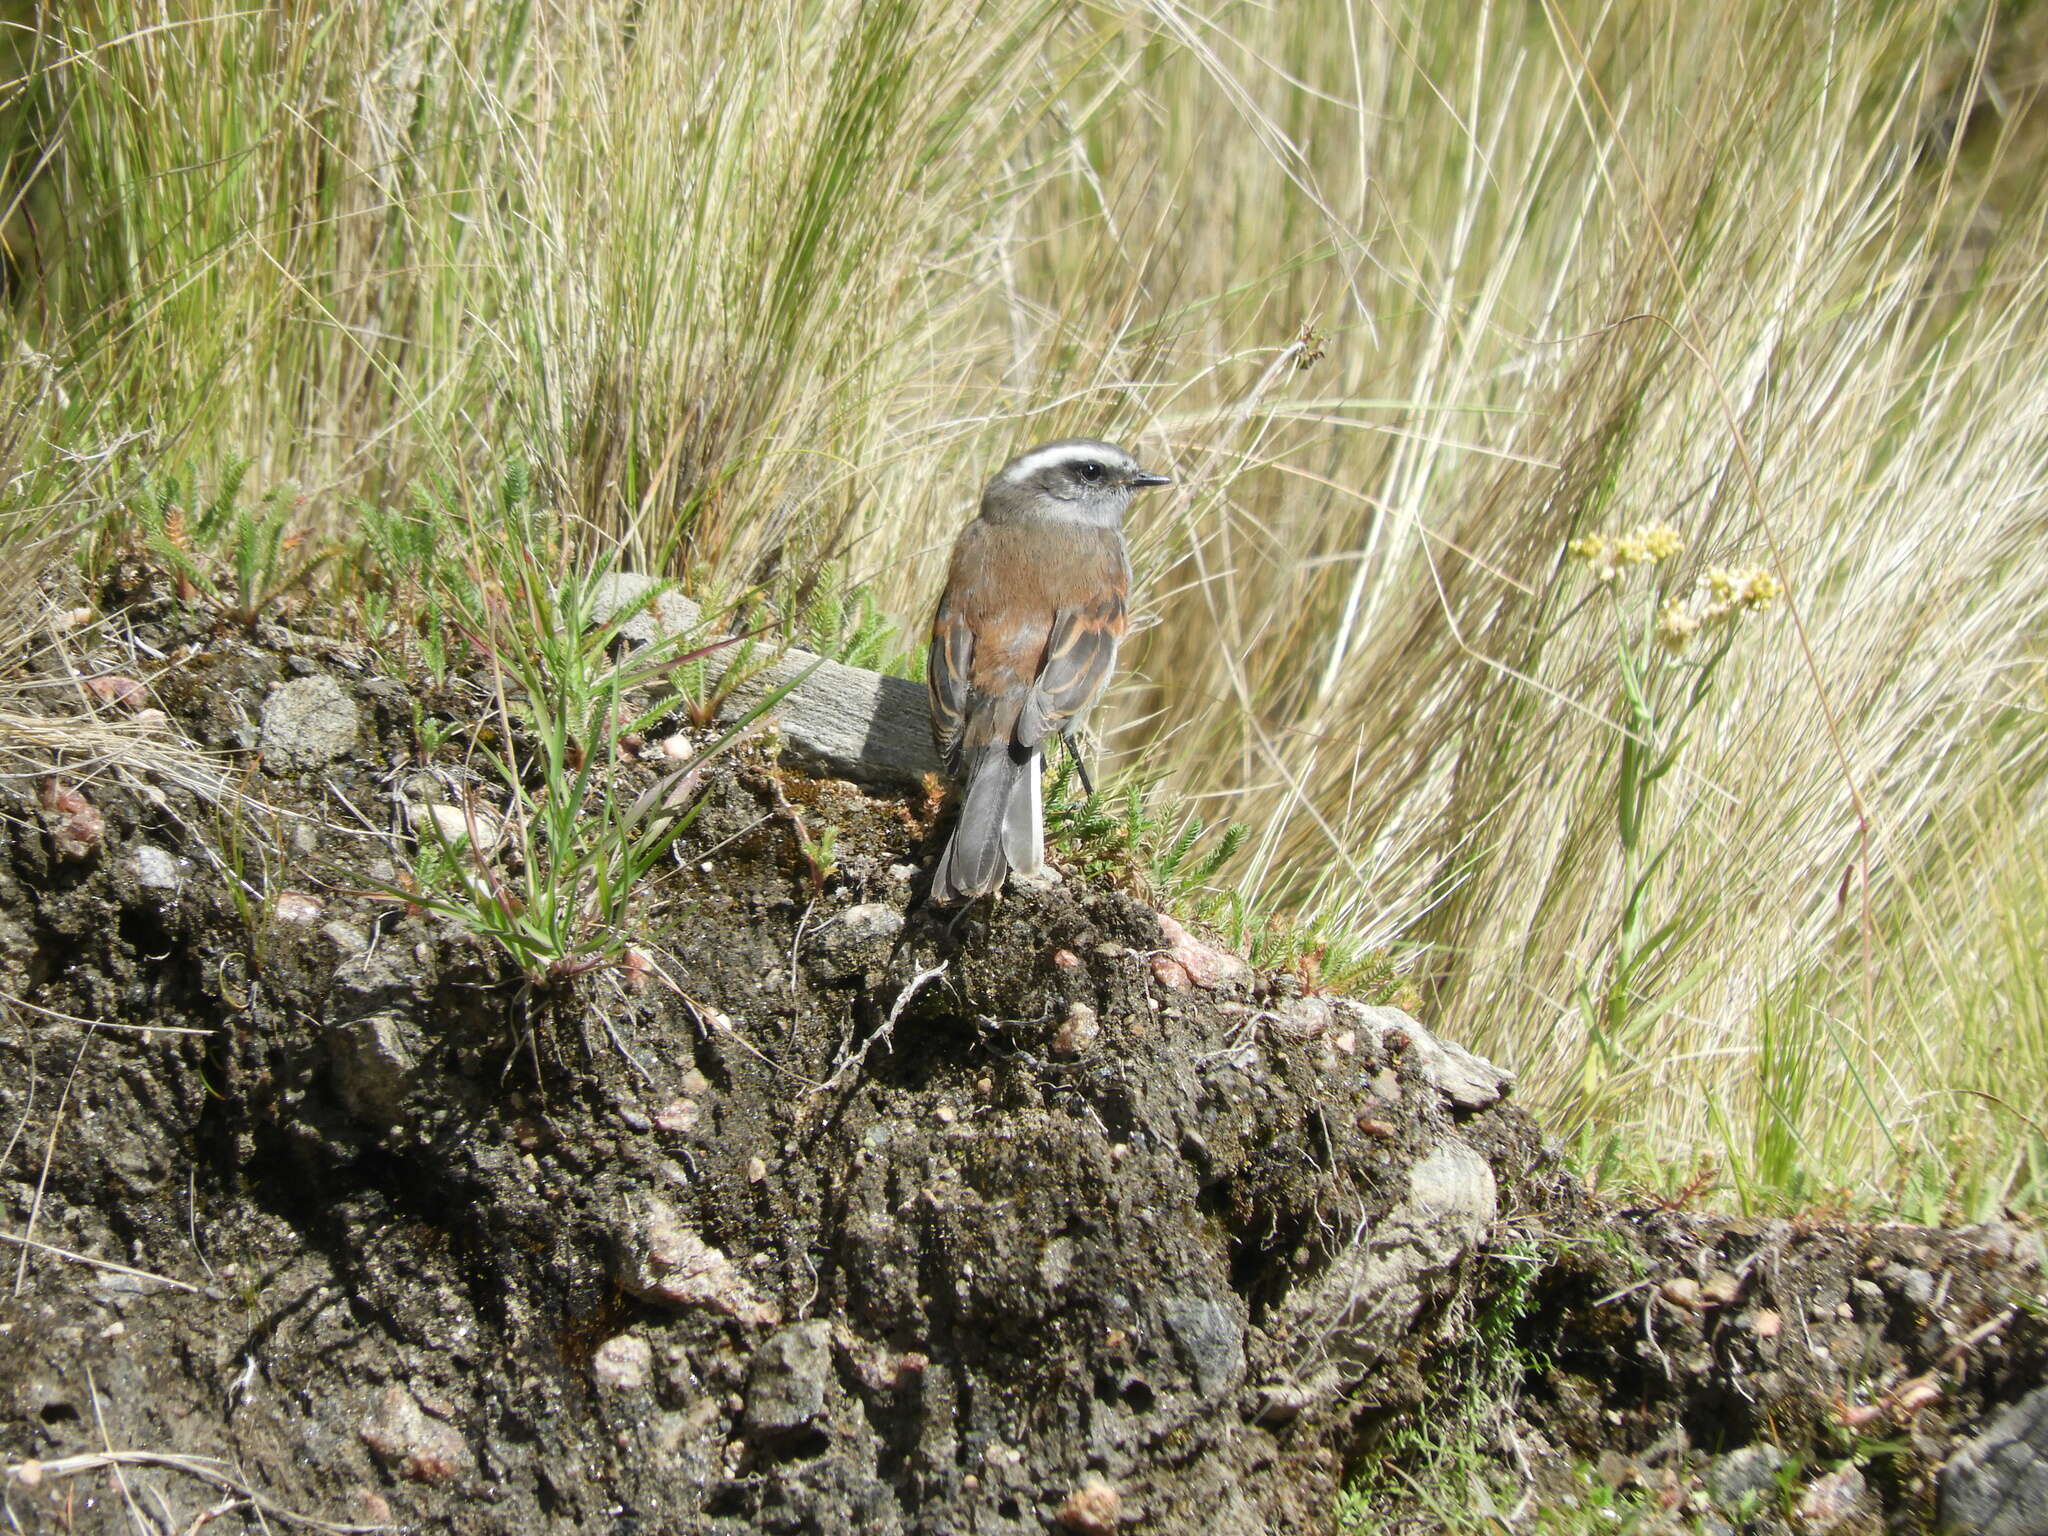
[1078,462,1104,482]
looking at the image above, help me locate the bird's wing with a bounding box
[1020,588,1127,744]
[927,592,976,772]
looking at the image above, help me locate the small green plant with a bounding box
[1562,524,1780,1168]
[351,486,476,680]
[384,463,808,987]
[408,703,460,762]
[1043,752,1153,879]
[795,561,914,674]
[1150,812,1250,899]
[1338,1232,1568,1533]
[1208,890,1401,998]
[128,457,335,629]
[1043,755,1400,995]
[793,819,840,893]
[768,779,843,894]
[669,611,777,728]
[1040,755,1250,894]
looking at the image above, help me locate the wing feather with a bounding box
[1019,593,1126,745]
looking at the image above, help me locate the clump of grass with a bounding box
[384,466,802,988]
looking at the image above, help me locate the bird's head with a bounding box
[982,438,1172,527]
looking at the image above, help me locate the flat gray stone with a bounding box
[327,1011,422,1123]
[133,846,180,892]
[260,675,360,772]
[587,572,701,647]
[1942,1385,2048,1535]
[577,573,941,787]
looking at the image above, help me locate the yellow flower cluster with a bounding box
[1656,564,1781,652]
[1568,521,1685,584]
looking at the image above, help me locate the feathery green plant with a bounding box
[122,458,333,630]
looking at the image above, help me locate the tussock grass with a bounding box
[3,0,2045,1214]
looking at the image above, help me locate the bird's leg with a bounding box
[1064,731,1097,799]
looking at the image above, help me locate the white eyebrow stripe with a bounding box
[998,443,1115,485]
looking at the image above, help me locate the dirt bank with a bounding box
[1,591,2042,1535]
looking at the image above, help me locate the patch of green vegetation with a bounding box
[1041,753,1397,995]
[100,456,336,631]
[1338,1233,1555,1533]
[366,465,810,988]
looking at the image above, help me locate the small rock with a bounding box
[588,573,699,646]
[352,1489,393,1526]
[1051,1002,1100,1058]
[1056,1473,1122,1533]
[623,948,653,992]
[1149,912,1250,991]
[1051,948,1081,968]
[133,846,180,893]
[1892,1378,1942,1417]
[39,779,102,861]
[1039,1237,1076,1290]
[1749,1308,1783,1338]
[1706,1444,1786,1512]
[260,675,360,772]
[1701,1270,1742,1307]
[591,1334,653,1391]
[328,1012,421,1123]
[746,1156,769,1184]
[653,1098,700,1133]
[83,674,147,708]
[745,1320,833,1437]
[1660,1277,1702,1312]
[805,902,904,980]
[274,890,323,924]
[359,1384,472,1486]
[1268,995,1334,1039]
[614,1196,780,1324]
[1795,1464,1874,1533]
[1882,1262,1936,1309]
[1160,1294,1245,1398]
[412,802,500,850]
[1342,1003,1513,1111]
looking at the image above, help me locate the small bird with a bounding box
[926,438,1172,904]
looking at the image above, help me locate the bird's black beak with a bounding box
[1129,468,1173,488]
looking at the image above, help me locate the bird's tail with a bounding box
[932,743,1042,904]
